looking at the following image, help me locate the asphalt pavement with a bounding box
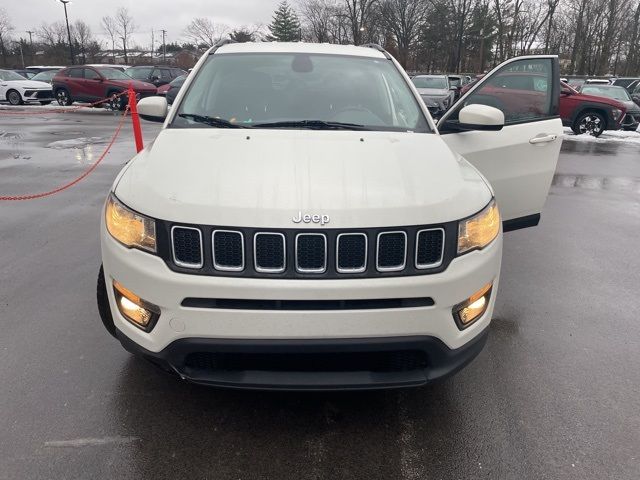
[1,109,639,479]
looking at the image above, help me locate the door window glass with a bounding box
[68,68,83,78]
[445,58,554,125]
[84,69,100,80]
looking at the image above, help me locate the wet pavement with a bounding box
[1,110,639,479]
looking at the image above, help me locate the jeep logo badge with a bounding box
[292,211,330,226]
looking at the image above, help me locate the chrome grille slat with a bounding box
[254,232,286,273]
[376,231,407,272]
[212,230,245,272]
[171,226,204,269]
[415,228,445,269]
[336,233,367,273]
[295,233,327,273]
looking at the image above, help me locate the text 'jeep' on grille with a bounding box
[98,41,562,390]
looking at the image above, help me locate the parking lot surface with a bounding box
[1,109,639,479]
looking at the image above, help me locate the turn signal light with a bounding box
[453,283,493,329]
[113,281,160,331]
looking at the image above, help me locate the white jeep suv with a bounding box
[98,41,562,390]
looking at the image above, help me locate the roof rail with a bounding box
[209,38,238,55]
[362,43,392,60]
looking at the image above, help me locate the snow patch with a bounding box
[46,137,107,149]
[563,127,640,144]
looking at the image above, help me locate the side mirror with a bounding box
[137,96,168,123]
[561,88,573,96]
[457,104,504,131]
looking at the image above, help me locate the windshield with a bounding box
[581,86,631,101]
[127,67,152,80]
[0,70,28,81]
[412,77,448,89]
[31,70,59,82]
[98,68,131,80]
[173,53,430,133]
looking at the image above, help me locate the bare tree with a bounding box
[102,15,118,62]
[344,0,379,45]
[0,8,14,67]
[115,7,136,64]
[185,17,228,47]
[73,20,93,64]
[379,0,429,67]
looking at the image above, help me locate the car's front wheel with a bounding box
[573,111,606,137]
[6,90,23,106]
[97,265,117,338]
[55,88,72,106]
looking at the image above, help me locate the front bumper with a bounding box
[621,112,640,130]
[102,219,501,389]
[117,328,489,390]
[21,89,54,102]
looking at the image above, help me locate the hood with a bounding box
[576,92,627,110]
[619,99,640,113]
[416,88,450,97]
[115,129,492,229]
[5,79,52,89]
[110,78,156,91]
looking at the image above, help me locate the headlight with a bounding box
[611,108,623,121]
[457,200,500,255]
[105,194,157,252]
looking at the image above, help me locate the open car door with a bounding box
[438,56,562,231]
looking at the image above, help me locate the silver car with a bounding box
[411,75,455,117]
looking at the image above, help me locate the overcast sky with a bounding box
[10,0,283,47]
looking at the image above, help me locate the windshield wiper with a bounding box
[178,113,251,129]
[252,120,370,131]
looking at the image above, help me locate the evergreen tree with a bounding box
[267,1,301,42]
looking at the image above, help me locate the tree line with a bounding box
[0,1,638,75]
[290,0,640,75]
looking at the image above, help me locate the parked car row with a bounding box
[1,63,189,109]
[412,72,639,136]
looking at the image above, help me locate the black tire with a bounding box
[39,101,52,106]
[55,88,72,106]
[7,90,23,106]
[572,111,606,137]
[97,265,117,338]
[623,126,638,131]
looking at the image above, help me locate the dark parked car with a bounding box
[447,75,465,99]
[632,82,640,107]
[612,77,639,93]
[52,66,157,110]
[578,84,640,131]
[411,75,455,117]
[165,74,186,104]
[126,66,187,87]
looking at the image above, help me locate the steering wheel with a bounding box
[330,105,383,123]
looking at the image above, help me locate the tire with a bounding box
[572,111,606,137]
[55,88,72,106]
[97,265,117,338]
[7,90,23,106]
[39,101,52,106]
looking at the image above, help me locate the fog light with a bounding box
[453,283,492,329]
[113,281,160,331]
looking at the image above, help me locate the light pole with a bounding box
[57,0,74,65]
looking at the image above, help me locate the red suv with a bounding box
[559,81,626,136]
[52,66,157,110]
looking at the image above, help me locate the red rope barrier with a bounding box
[0,91,128,115]
[0,107,130,201]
